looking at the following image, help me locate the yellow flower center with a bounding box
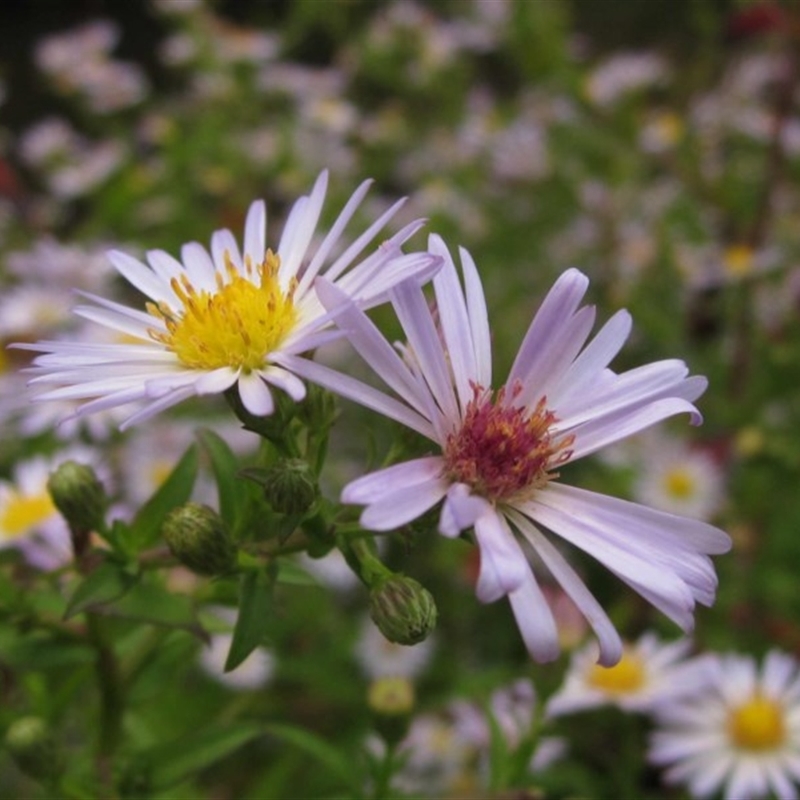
[0,491,56,539]
[663,467,695,499]
[723,245,754,277]
[443,383,573,503]
[148,250,297,372]
[728,695,786,751]
[587,651,646,695]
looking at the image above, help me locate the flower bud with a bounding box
[368,677,415,746]
[369,574,437,646]
[260,459,319,516]
[47,461,107,538]
[162,503,236,576]
[4,716,63,783]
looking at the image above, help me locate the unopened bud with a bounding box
[162,503,236,576]
[368,677,415,746]
[369,575,437,646]
[47,461,106,537]
[260,459,318,515]
[4,716,63,783]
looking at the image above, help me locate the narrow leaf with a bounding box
[197,428,246,531]
[224,567,274,672]
[64,561,136,619]
[129,444,199,548]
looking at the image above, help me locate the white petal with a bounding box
[181,242,217,291]
[342,457,445,504]
[472,510,529,603]
[238,373,274,416]
[107,250,172,303]
[211,228,243,274]
[146,248,184,285]
[119,385,197,429]
[278,171,328,283]
[260,365,306,401]
[243,200,266,270]
[194,367,239,395]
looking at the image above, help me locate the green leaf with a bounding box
[64,561,137,619]
[262,722,363,795]
[224,567,274,672]
[197,428,246,532]
[144,722,264,789]
[129,444,199,548]
[97,580,207,640]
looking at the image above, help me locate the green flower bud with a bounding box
[260,459,319,516]
[369,574,437,645]
[367,677,415,747]
[4,716,63,783]
[47,460,107,538]
[162,503,236,576]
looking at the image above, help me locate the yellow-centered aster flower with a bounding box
[18,171,439,427]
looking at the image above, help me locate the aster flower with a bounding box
[280,236,731,665]
[546,632,695,717]
[649,650,800,800]
[17,171,438,427]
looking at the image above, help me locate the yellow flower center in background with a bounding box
[728,695,786,751]
[723,245,754,278]
[663,467,695,499]
[0,491,56,539]
[149,250,297,372]
[587,651,646,695]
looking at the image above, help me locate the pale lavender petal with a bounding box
[146,249,184,285]
[507,573,560,663]
[360,478,449,531]
[342,457,445,504]
[565,398,703,462]
[278,171,328,283]
[119,385,197,430]
[275,353,435,440]
[439,483,492,538]
[459,246,492,389]
[507,268,590,392]
[508,509,623,666]
[429,235,478,409]
[473,510,529,603]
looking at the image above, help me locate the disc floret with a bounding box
[148,250,298,372]
[443,382,573,503]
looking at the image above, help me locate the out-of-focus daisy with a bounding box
[354,614,435,680]
[632,433,725,521]
[0,447,101,570]
[649,650,800,800]
[546,632,695,717]
[199,606,276,691]
[19,171,438,428]
[284,236,730,665]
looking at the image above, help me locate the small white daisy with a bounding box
[0,447,101,570]
[649,650,800,800]
[546,632,695,717]
[18,171,438,427]
[281,236,731,665]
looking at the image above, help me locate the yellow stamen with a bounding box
[149,250,297,372]
[0,492,56,539]
[728,695,786,751]
[723,245,754,277]
[587,651,646,695]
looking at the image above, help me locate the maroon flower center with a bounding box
[443,383,573,502]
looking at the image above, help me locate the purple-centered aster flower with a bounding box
[16,171,439,428]
[278,235,731,665]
